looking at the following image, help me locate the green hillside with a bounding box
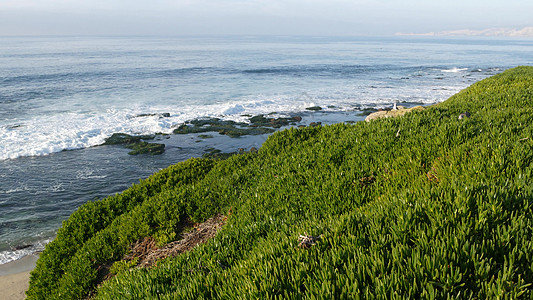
[27,66,533,299]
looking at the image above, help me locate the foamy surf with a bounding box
[0,240,50,265]
[0,94,448,161]
[441,67,468,73]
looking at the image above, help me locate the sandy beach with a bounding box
[0,255,39,300]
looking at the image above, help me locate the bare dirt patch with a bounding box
[136,214,226,268]
[87,214,226,299]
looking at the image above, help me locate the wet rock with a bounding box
[190,118,246,128]
[103,133,164,155]
[6,124,24,130]
[197,134,214,139]
[306,106,322,111]
[309,122,322,127]
[126,142,165,155]
[218,127,275,138]
[11,244,33,251]
[134,113,171,118]
[249,115,302,128]
[357,108,378,116]
[174,118,274,137]
[249,115,270,125]
[174,114,301,138]
[104,133,142,145]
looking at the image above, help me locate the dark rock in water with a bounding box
[190,118,246,128]
[218,127,275,138]
[197,134,214,139]
[139,135,156,140]
[249,115,302,128]
[174,114,301,138]
[458,112,471,120]
[103,133,156,145]
[203,148,235,160]
[309,122,322,127]
[11,244,33,251]
[306,106,322,111]
[125,142,165,155]
[103,133,164,155]
[250,147,258,153]
[6,124,24,130]
[204,147,221,154]
[174,117,275,138]
[249,115,270,125]
[358,108,378,116]
[134,112,171,118]
[104,133,141,145]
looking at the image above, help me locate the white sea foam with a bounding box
[0,97,316,160]
[0,185,30,194]
[75,167,107,180]
[0,239,50,265]
[0,87,463,161]
[441,67,468,73]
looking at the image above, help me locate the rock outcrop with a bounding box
[365,106,425,122]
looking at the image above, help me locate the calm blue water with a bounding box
[1,35,532,264]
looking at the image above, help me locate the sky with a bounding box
[0,0,532,36]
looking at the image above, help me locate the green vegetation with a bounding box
[109,258,139,276]
[28,67,533,299]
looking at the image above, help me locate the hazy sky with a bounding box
[1,0,532,36]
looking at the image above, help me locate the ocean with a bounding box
[1,35,532,265]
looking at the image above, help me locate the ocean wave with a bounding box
[241,64,397,76]
[0,239,50,265]
[75,167,108,180]
[441,67,468,73]
[0,73,476,162]
[0,185,30,195]
[0,90,460,161]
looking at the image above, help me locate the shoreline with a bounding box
[0,254,38,300]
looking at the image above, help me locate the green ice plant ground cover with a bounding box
[27,66,533,299]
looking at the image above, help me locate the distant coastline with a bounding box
[396,26,533,37]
